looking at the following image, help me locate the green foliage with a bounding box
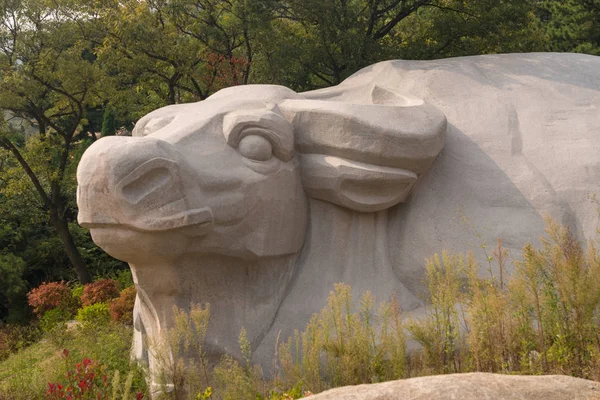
[535,0,600,55]
[40,308,73,348]
[101,107,118,137]
[407,218,600,379]
[464,241,531,373]
[113,270,134,292]
[212,329,264,400]
[71,285,84,301]
[0,253,28,321]
[40,309,71,334]
[149,284,407,399]
[76,303,111,328]
[142,218,600,398]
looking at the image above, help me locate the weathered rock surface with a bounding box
[308,373,600,400]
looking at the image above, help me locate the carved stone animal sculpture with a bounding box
[76,53,600,387]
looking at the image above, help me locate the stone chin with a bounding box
[85,226,194,263]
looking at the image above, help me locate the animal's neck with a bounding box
[254,199,423,368]
[130,253,298,360]
[292,199,421,314]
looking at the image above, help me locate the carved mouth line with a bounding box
[81,207,214,235]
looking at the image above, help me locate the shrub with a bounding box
[113,270,134,291]
[76,303,110,328]
[40,309,71,333]
[109,287,136,325]
[406,252,466,375]
[71,285,84,301]
[510,219,600,377]
[40,308,73,348]
[81,279,119,307]
[276,284,406,394]
[0,324,41,361]
[27,282,74,317]
[150,303,212,399]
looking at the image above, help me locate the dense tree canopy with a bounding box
[0,0,597,322]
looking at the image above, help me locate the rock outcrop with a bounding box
[308,373,600,400]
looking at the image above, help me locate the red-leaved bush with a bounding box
[27,281,73,316]
[80,279,119,307]
[45,349,143,400]
[109,287,136,325]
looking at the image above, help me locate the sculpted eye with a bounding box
[238,135,273,161]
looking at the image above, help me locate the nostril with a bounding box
[121,167,172,204]
[115,157,181,205]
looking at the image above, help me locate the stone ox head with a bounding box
[76,84,446,375]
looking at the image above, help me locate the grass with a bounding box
[2,217,600,399]
[0,339,59,399]
[0,323,146,400]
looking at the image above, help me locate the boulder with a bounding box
[307,373,600,400]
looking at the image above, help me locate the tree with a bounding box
[394,0,545,59]
[0,0,109,284]
[263,0,544,89]
[535,0,600,55]
[101,106,117,136]
[86,0,259,112]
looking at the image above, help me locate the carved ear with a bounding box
[279,85,446,212]
[300,154,417,212]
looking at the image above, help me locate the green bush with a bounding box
[40,308,70,333]
[113,269,134,291]
[71,285,84,301]
[40,308,73,348]
[76,303,110,328]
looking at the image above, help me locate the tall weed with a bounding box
[406,252,466,375]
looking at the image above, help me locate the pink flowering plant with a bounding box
[45,349,143,400]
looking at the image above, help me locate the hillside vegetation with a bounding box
[2,219,600,399]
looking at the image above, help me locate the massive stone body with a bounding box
[76,53,600,382]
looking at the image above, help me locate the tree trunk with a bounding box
[51,209,93,284]
[168,81,176,104]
